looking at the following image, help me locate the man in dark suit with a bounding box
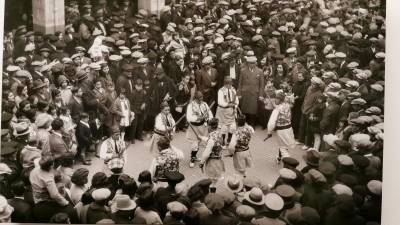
[195,56,219,106]
[68,86,85,124]
[75,113,93,165]
[129,79,147,143]
[320,93,341,136]
[150,66,177,116]
[165,54,184,84]
[115,64,135,97]
[7,180,32,223]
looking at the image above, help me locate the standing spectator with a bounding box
[129,79,147,143]
[75,112,93,165]
[238,56,264,126]
[299,77,324,149]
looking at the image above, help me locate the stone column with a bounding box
[32,0,65,34]
[138,0,165,16]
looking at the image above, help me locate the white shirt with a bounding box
[155,113,176,133]
[120,98,130,127]
[218,86,239,107]
[229,65,236,79]
[186,101,213,123]
[99,137,127,161]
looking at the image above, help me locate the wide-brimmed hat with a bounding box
[13,121,31,137]
[225,175,244,193]
[244,187,265,205]
[115,194,137,211]
[265,193,284,211]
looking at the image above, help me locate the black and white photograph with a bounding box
[0,0,394,224]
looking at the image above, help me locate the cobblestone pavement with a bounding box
[77,127,307,190]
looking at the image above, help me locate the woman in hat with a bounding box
[57,75,72,106]
[199,118,225,192]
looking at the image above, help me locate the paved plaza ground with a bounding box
[78,127,307,189]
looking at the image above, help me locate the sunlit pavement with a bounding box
[76,127,307,190]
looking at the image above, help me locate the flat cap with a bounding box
[337,155,354,166]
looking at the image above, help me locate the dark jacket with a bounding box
[301,184,334,218]
[75,121,93,149]
[155,185,179,219]
[199,212,236,225]
[86,203,111,224]
[68,96,84,123]
[320,100,341,134]
[324,206,365,225]
[130,89,147,114]
[7,197,32,222]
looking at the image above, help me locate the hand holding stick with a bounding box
[263,134,273,141]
